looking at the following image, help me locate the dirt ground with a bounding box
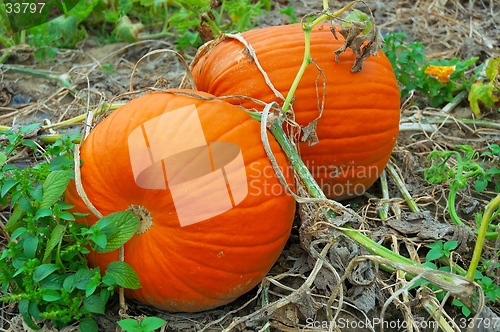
[1,0,500,331]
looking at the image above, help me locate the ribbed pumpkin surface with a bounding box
[192,23,400,200]
[65,90,296,312]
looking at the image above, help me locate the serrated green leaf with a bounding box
[140,317,167,332]
[19,299,40,330]
[83,295,105,314]
[41,170,70,209]
[33,264,59,282]
[96,211,139,253]
[43,224,66,263]
[106,261,141,289]
[80,318,99,332]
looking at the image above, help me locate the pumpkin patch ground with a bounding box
[0,0,500,331]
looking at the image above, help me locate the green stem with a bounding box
[0,64,71,88]
[447,182,462,226]
[202,12,221,37]
[282,28,311,114]
[139,31,174,39]
[467,194,500,280]
[282,1,361,114]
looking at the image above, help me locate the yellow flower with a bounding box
[424,65,456,83]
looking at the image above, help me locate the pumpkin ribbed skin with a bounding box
[192,23,400,200]
[65,90,296,312]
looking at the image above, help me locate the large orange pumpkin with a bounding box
[65,90,296,312]
[192,23,401,200]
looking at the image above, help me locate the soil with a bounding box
[1,0,500,331]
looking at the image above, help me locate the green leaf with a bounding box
[29,185,43,203]
[426,248,444,261]
[5,205,24,232]
[33,264,59,282]
[56,201,75,210]
[0,151,6,166]
[22,139,38,153]
[468,81,498,119]
[40,274,63,290]
[42,289,62,302]
[43,224,66,263]
[11,227,27,240]
[425,241,443,250]
[19,196,35,214]
[342,9,371,34]
[485,57,500,81]
[140,317,167,332]
[117,319,140,331]
[63,274,76,292]
[114,15,144,43]
[35,208,53,220]
[86,281,97,297]
[75,268,94,290]
[83,295,105,314]
[105,261,141,289]
[59,211,75,221]
[443,240,458,251]
[19,299,40,330]
[92,233,107,250]
[23,234,39,259]
[96,211,139,253]
[41,170,71,209]
[1,179,19,197]
[50,156,74,170]
[80,318,99,332]
[475,178,488,193]
[20,123,41,134]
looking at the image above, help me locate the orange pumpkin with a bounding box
[65,90,296,312]
[192,23,401,200]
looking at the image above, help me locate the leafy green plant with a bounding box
[469,56,500,118]
[118,317,167,332]
[425,240,458,261]
[383,32,478,107]
[0,126,141,331]
[424,145,498,233]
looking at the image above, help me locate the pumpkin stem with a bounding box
[127,205,153,235]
